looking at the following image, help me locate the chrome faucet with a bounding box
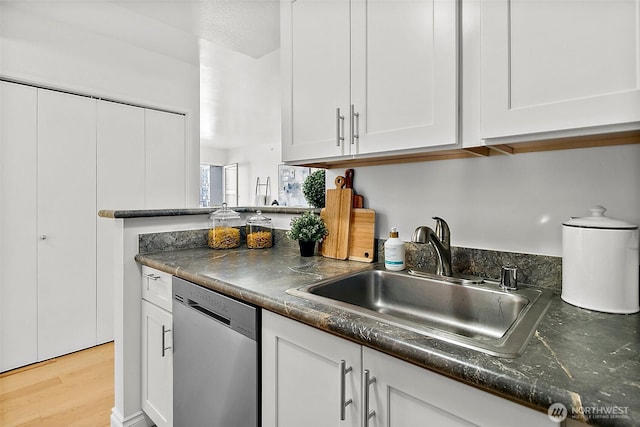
[411,217,452,277]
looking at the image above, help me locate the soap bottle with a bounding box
[384,227,405,271]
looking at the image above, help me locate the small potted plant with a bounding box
[302,169,326,208]
[287,211,329,256]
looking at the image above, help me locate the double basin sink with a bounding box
[287,267,553,358]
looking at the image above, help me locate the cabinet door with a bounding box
[145,109,186,209]
[96,100,146,344]
[363,347,556,427]
[351,0,459,154]
[0,81,38,372]
[141,300,173,427]
[281,0,351,162]
[262,311,361,427]
[37,89,97,361]
[481,0,640,139]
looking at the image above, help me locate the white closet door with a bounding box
[97,100,146,210]
[0,81,38,372]
[37,89,97,360]
[96,100,145,344]
[145,109,186,209]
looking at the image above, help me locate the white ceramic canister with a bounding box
[562,206,639,314]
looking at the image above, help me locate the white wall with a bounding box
[0,2,201,206]
[200,146,228,165]
[228,143,281,206]
[201,47,282,206]
[326,144,640,257]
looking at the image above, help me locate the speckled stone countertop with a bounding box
[98,206,318,218]
[135,245,639,426]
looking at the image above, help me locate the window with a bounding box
[199,164,227,207]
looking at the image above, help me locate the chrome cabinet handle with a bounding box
[340,360,353,420]
[336,107,345,146]
[350,104,359,145]
[161,325,172,357]
[363,369,376,426]
[143,273,160,291]
[39,235,47,240]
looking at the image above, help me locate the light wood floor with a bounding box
[0,342,114,427]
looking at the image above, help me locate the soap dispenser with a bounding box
[384,227,405,271]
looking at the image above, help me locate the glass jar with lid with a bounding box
[246,210,273,249]
[208,203,241,249]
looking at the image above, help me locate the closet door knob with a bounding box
[39,235,47,240]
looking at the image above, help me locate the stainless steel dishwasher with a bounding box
[172,276,260,427]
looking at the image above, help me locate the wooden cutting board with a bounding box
[344,168,364,208]
[321,208,375,263]
[320,176,353,259]
[347,208,376,262]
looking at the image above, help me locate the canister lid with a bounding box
[247,210,271,225]
[209,202,240,220]
[563,206,638,230]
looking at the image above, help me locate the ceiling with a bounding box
[12,0,281,150]
[110,0,282,150]
[111,0,280,59]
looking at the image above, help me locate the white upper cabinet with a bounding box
[281,0,351,161]
[281,0,459,163]
[351,0,458,154]
[481,0,640,140]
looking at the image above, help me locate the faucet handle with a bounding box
[432,217,450,246]
[500,265,518,291]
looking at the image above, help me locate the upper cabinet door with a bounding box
[281,0,351,162]
[481,0,640,140]
[351,0,459,154]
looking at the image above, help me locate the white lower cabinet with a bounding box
[262,310,362,427]
[262,311,557,427]
[363,347,557,427]
[141,267,173,427]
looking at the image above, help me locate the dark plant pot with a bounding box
[298,240,316,257]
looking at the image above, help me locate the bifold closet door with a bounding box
[96,100,145,344]
[37,89,97,360]
[145,109,186,209]
[0,81,38,372]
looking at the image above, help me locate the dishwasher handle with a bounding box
[188,300,231,326]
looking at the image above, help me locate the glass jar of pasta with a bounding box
[246,210,273,249]
[208,203,241,249]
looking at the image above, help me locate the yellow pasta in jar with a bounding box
[208,227,240,249]
[247,231,272,249]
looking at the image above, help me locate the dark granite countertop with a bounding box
[98,206,318,219]
[136,245,639,426]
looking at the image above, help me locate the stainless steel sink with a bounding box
[286,267,553,358]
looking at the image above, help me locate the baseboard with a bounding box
[111,407,151,427]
